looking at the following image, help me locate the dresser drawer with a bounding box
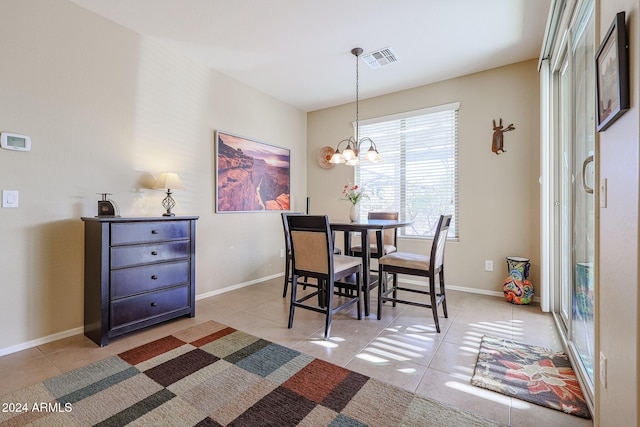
[111,241,189,269]
[110,285,190,329]
[110,260,190,299]
[111,221,190,245]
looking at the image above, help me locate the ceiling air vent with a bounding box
[361,47,398,70]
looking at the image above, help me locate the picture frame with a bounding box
[215,130,290,212]
[595,11,629,132]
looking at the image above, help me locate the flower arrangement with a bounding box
[342,183,368,205]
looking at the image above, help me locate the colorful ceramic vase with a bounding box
[503,256,534,305]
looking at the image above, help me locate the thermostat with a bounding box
[1,132,31,151]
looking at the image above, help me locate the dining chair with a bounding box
[287,215,362,339]
[281,212,341,297]
[281,212,306,297]
[350,211,399,263]
[377,214,452,332]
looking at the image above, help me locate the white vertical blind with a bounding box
[356,102,459,238]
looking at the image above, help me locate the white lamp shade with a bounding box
[153,172,185,190]
[342,148,355,161]
[345,157,360,166]
[329,152,345,164]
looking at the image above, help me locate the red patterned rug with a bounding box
[471,335,591,419]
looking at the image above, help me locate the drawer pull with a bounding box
[151,251,158,256]
[150,302,158,307]
[151,275,158,280]
[151,230,159,234]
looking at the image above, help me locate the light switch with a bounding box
[600,352,607,389]
[599,178,607,208]
[2,190,19,208]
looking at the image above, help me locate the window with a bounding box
[356,102,459,238]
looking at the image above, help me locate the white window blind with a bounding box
[356,102,459,238]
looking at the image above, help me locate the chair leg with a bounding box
[391,273,398,307]
[377,265,384,320]
[356,270,362,321]
[288,274,297,329]
[439,268,448,318]
[283,256,291,297]
[318,280,327,308]
[429,272,440,333]
[324,280,334,340]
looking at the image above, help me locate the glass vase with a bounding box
[349,203,359,222]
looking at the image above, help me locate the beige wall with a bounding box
[0,0,307,353]
[308,60,541,294]
[597,1,639,425]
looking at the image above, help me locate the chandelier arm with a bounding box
[358,137,377,150]
[335,137,356,152]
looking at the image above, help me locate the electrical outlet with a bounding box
[600,352,607,388]
[280,248,285,258]
[485,260,493,272]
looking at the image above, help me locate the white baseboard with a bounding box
[0,326,84,357]
[195,272,284,300]
[398,277,540,302]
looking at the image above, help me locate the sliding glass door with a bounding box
[554,0,595,389]
[569,0,595,384]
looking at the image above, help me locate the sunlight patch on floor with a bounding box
[369,342,422,358]
[405,325,435,333]
[452,365,475,377]
[447,371,474,381]
[384,324,436,334]
[309,339,339,348]
[468,322,521,336]
[375,336,427,352]
[404,334,436,344]
[493,320,524,330]
[355,352,388,364]
[445,380,531,409]
[459,345,480,355]
[363,346,411,362]
[464,331,485,338]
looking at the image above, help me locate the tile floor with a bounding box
[0,277,593,426]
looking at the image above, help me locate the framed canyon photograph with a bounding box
[595,11,629,132]
[215,131,290,212]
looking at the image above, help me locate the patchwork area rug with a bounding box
[1,321,503,427]
[471,335,591,419]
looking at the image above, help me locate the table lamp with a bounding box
[153,172,184,216]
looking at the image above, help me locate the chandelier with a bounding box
[329,48,382,166]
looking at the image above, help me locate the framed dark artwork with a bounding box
[215,130,290,212]
[595,11,629,132]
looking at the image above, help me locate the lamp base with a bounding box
[161,190,177,217]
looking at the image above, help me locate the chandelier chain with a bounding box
[328,47,382,166]
[355,50,359,142]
